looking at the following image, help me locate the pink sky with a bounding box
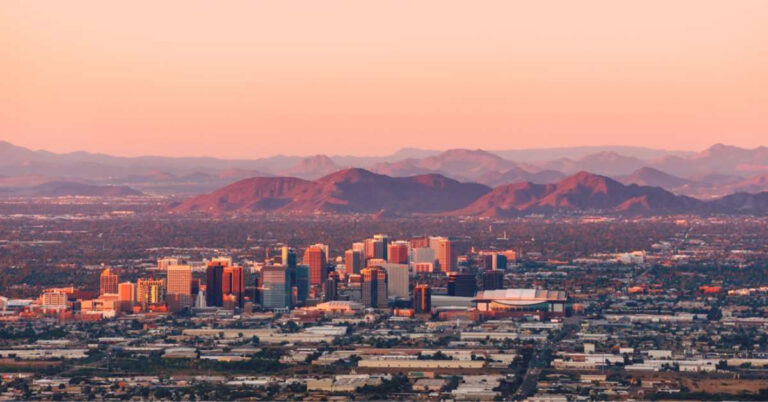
[1,1,766,158]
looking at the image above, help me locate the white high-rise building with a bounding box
[381,263,409,299]
[411,247,436,264]
[195,289,207,308]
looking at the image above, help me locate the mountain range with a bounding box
[451,171,703,217]
[170,168,491,215]
[0,180,142,197]
[171,168,768,216]
[2,140,768,200]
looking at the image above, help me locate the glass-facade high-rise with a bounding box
[262,265,291,309]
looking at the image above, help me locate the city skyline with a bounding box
[2,2,768,400]
[3,1,767,158]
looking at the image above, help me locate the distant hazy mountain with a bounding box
[418,149,517,176]
[613,168,768,200]
[331,148,442,167]
[474,167,566,187]
[116,171,178,183]
[687,172,745,186]
[11,181,143,197]
[0,140,433,178]
[690,173,768,199]
[729,173,768,192]
[171,168,490,215]
[368,158,436,177]
[371,149,520,182]
[0,140,281,178]
[491,145,690,162]
[280,155,344,179]
[651,144,768,177]
[3,140,768,196]
[707,191,768,214]
[538,152,648,175]
[617,167,691,188]
[216,168,273,180]
[0,174,57,188]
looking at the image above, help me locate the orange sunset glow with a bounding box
[2,1,767,157]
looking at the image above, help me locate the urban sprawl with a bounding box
[0,213,767,400]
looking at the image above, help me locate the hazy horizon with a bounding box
[5,139,761,160]
[3,1,767,158]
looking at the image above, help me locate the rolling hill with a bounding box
[171,168,491,215]
[450,172,704,217]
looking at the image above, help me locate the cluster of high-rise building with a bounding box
[32,269,170,319]
[32,259,248,318]
[22,234,526,320]
[247,234,517,314]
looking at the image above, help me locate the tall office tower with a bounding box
[381,263,409,299]
[317,244,331,261]
[482,270,505,291]
[286,265,296,306]
[361,267,388,309]
[447,273,477,297]
[387,241,409,264]
[437,238,454,272]
[364,236,388,261]
[412,284,431,314]
[373,234,390,260]
[345,249,363,275]
[99,268,119,295]
[242,266,253,300]
[303,245,327,286]
[363,238,376,260]
[137,278,166,307]
[454,237,471,257]
[222,265,245,307]
[481,252,506,270]
[157,257,180,271]
[294,265,309,303]
[428,236,445,252]
[412,247,436,264]
[117,282,135,312]
[205,262,224,307]
[351,242,365,253]
[324,271,339,302]
[409,236,429,249]
[437,237,471,272]
[191,279,200,296]
[166,265,192,295]
[492,253,508,270]
[347,274,363,303]
[249,269,262,306]
[195,289,207,308]
[483,254,494,270]
[221,265,233,296]
[261,265,291,309]
[281,246,297,267]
